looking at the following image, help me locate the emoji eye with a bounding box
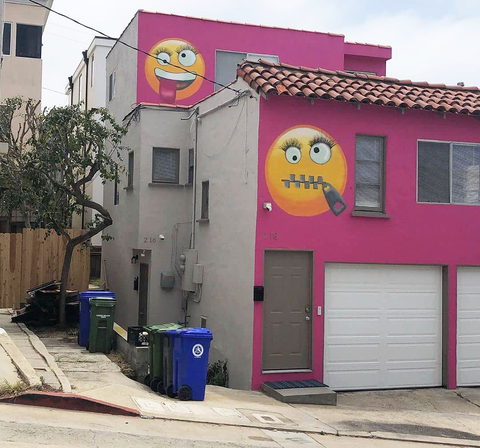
[310,143,332,164]
[157,52,171,66]
[285,146,302,164]
[178,50,197,67]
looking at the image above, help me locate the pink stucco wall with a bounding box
[252,95,480,390]
[136,12,390,106]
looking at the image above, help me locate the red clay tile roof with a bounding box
[238,60,480,116]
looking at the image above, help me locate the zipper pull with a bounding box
[322,182,347,216]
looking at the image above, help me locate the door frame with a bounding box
[138,262,150,326]
[261,249,314,372]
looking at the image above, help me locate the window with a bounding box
[201,181,209,220]
[152,148,179,184]
[215,50,279,91]
[78,74,83,103]
[91,55,94,87]
[114,167,119,205]
[16,24,42,59]
[418,141,480,205]
[127,151,134,188]
[3,23,11,56]
[188,148,194,184]
[108,71,116,101]
[355,135,386,211]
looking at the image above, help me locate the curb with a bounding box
[17,323,72,393]
[0,330,41,388]
[0,391,141,417]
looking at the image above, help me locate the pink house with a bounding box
[104,12,480,394]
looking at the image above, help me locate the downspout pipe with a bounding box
[81,50,89,229]
[68,76,74,106]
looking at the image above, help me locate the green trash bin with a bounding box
[88,298,117,354]
[143,323,182,393]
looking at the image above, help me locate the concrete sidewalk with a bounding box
[4,323,480,447]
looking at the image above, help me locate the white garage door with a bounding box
[457,267,480,386]
[324,264,442,391]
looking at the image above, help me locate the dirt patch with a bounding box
[107,352,136,379]
[28,326,78,344]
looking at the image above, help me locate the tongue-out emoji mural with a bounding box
[265,125,348,217]
[145,38,205,104]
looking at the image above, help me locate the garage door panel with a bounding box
[387,318,439,336]
[457,267,480,386]
[325,264,442,391]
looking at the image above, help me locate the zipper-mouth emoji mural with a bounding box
[265,125,347,217]
[145,38,205,103]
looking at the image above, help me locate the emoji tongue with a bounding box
[159,79,177,104]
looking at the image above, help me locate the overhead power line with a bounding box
[43,87,66,95]
[28,0,242,94]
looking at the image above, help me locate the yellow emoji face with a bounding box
[145,38,205,101]
[265,125,347,217]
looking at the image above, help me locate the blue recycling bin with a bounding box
[79,291,116,347]
[167,328,213,401]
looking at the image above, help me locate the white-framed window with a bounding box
[91,54,94,87]
[215,49,279,91]
[2,22,12,56]
[108,71,116,102]
[78,73,83,103]
[418,140,480,205]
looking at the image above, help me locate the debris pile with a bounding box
[11,281,79,326]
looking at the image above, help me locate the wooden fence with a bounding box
[0,229,90,308]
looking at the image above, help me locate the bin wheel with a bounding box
[178,386,192,401]
[156,380,165,395]
[150,377,161,392]
[144,374,151,387]
[166,384,176,398]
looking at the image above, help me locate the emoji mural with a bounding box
[265,125,347,217]
[145,38,205,104]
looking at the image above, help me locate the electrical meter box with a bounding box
[180,249,198,292]
[161,271,175,291]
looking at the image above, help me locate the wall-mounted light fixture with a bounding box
[263,202,273,212]
[131,254,138,264]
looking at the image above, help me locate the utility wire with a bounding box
[43,87,66,95]
[28,0,242,94]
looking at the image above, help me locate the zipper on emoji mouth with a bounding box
[282,174,324,189]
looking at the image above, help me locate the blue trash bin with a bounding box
[79,291,116,347]
[167,328,213,401]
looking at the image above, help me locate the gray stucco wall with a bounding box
[187,82,260,389]
[102,14,140,327]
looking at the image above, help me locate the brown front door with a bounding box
[138,263,149,326]
[263,251,313,371]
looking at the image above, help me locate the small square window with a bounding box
[16,24,42,59]
[127,151,134,188]
[188,148,194,184]
[152,148,179,184]
[201,181,209,220]
[3,23,11,56]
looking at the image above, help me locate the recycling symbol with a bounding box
[192,344,204,358]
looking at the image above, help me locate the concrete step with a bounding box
[262,382,337,406]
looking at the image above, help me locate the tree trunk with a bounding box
[59,240,75,327]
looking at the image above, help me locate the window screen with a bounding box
[152,148,179,183]
[355,135,385,210]
[201,181,209,219]
[418,141,450,203]
[3,23,11,56]
[188,148,194,184]
[128,151,134,187]
[16,24,42,59]
[452,144,480,205]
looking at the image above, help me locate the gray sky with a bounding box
[42,0,480,108]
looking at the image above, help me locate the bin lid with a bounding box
[167,327,212,339]
[144,323,183,333]
[89,298,117,306]
[80,291,116,301]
